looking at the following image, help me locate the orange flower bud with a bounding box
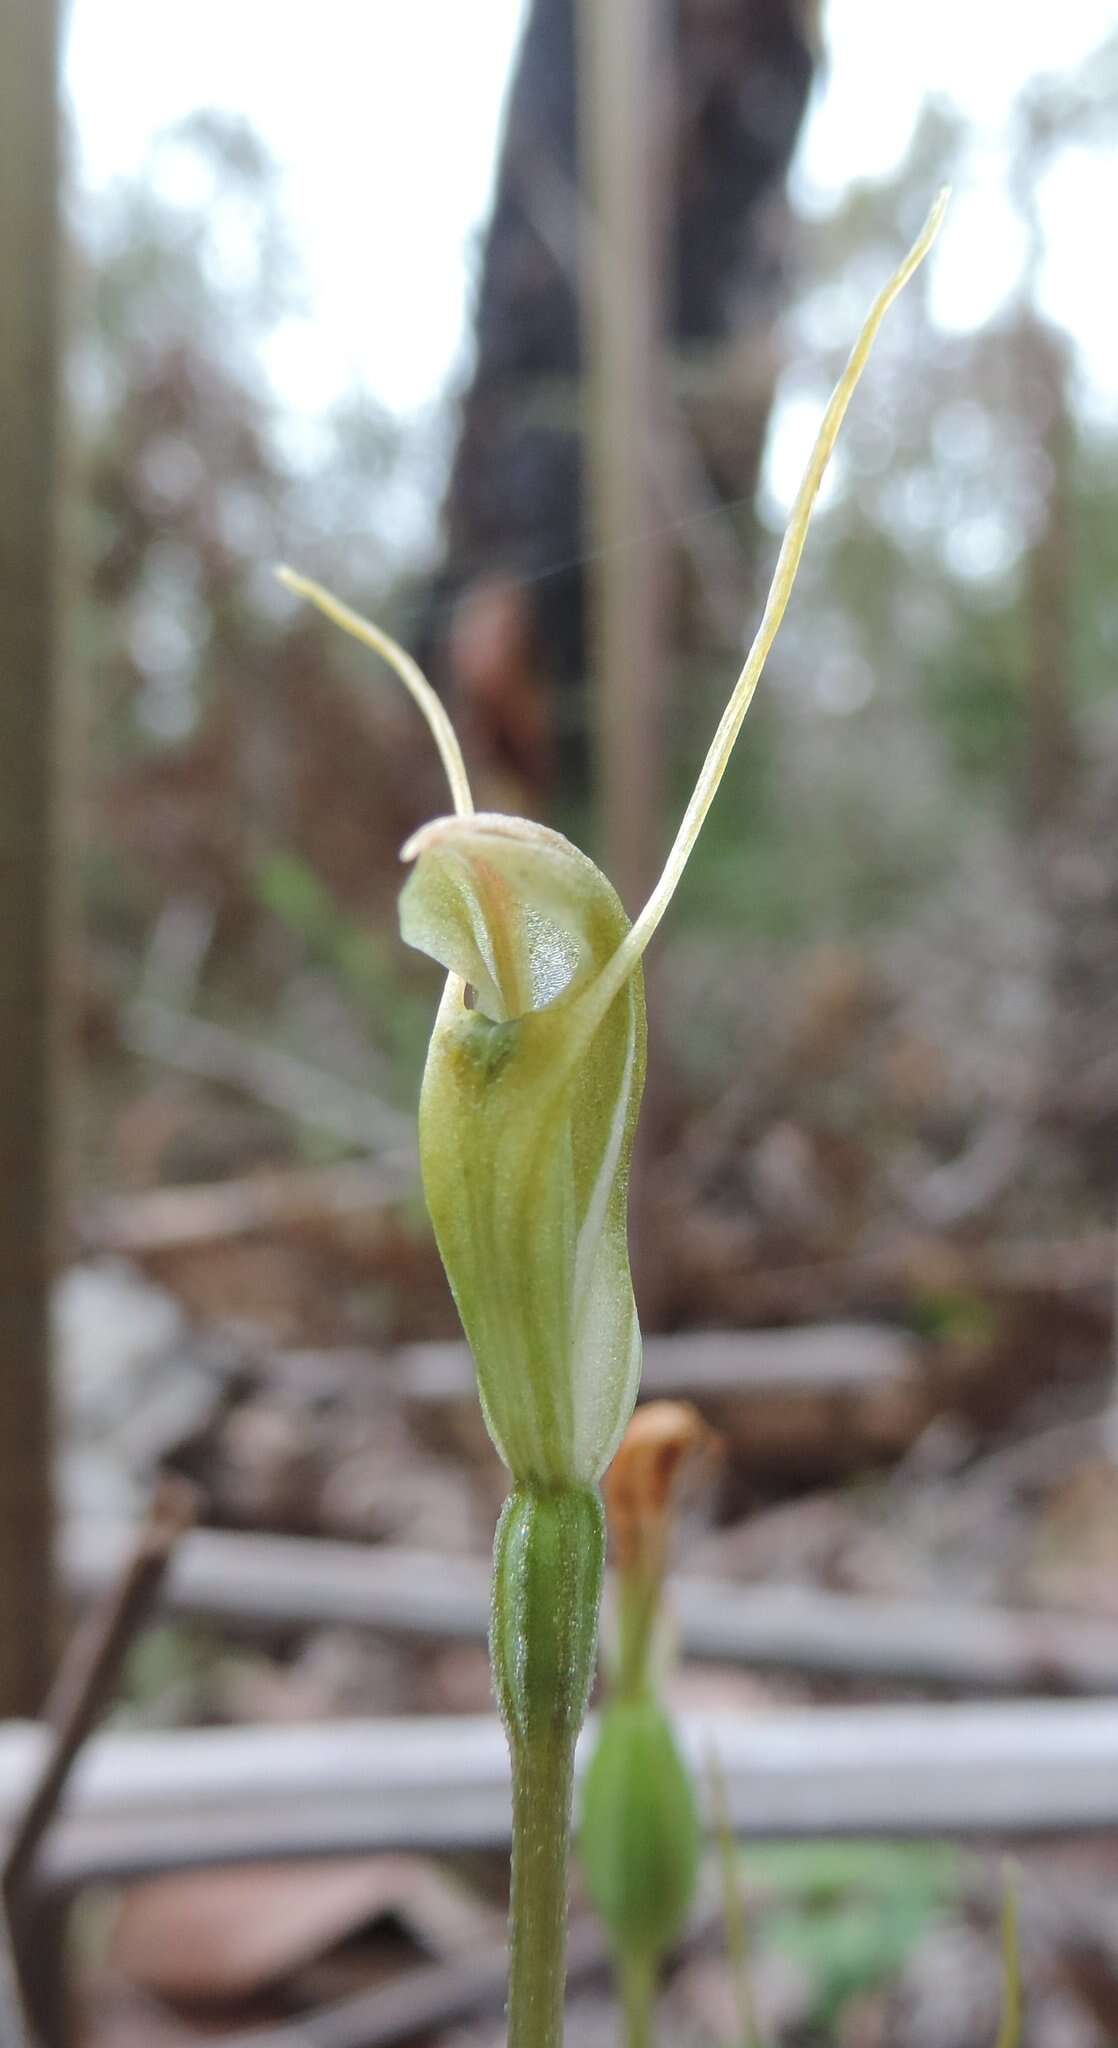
[604,1399,718,1579]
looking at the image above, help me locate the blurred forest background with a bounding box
[65,7,1118,1335]
[7,0,1118,2041]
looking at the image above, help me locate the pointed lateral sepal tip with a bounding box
[275,564,474,820]
[593,186,950,1015]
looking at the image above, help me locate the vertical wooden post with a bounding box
[577,0,669,916]
[0,0,61,1713]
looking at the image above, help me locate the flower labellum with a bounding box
[278,188,947,1497]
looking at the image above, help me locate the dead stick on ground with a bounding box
[3,1477,198,1908]
[78,1159,403,1260]
[122,999,417,1166]
[62,1512,1118,1696]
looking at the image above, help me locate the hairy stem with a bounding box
[507,1730,578,2048]
[491,1484,606,2048]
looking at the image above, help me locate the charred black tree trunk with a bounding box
[422,0,816,805]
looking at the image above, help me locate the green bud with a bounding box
[401,815,646,1489]
[578,1696,701,1963]
[491,1483,605,1749]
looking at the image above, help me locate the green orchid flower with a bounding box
[279,192,945,1492]
[279,189,947,2048]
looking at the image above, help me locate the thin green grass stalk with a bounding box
[619,1950,656,2048]
[614,1562,659,1702]
[709,1749,767,2048]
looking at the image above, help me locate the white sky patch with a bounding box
[1036,141,1118,355]
[791,0,1118,439]
[65,0,529,414]
[66,0,1118,448]
[926,178,1031,335]
[796,0,1116,199]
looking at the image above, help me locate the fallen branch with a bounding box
[61,1521,1118,1696]
[396,1323,928,1471]
[10,1702,1118,1899]
[62,1524,491,1646]
[674,1577,1118,1695]
[392,1322,921,1404]
[78,1161,405,1260]
[4,1481,197,1905]
[122,1000,417,1164]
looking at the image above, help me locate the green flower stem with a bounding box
[619,1950,656,2048]
[614,1564,659,1702]
[506,1727,579,2048]
[492,1484,606,2048]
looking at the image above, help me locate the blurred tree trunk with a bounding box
[0,0,61,1711]
[421,0,816,817]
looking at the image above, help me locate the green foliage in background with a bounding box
[745,1840,962,2030]
[254,847,431,1091]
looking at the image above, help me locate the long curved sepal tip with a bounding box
[276,565,474,819]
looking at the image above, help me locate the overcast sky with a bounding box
[65,0,1118,450]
